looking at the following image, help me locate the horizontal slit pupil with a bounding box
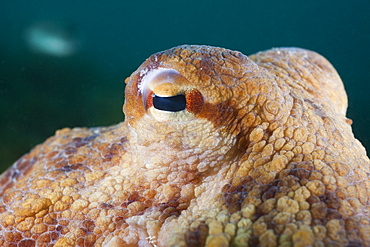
[153,94,186,112]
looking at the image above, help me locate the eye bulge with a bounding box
[140,68,204,121]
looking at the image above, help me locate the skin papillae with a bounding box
[0,45,369,247]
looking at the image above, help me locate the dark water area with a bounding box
[0,1,369,171]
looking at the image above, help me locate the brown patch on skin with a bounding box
[346,118,353,125]
[15,157,36,176]
[0,170,16,197]
[19,239,36,247]
[222,176,255,214]
[198,101,238,128]
[0,156,38,197]
[123,68,149,125]
[185,89,204,114]
[185,222,209,247]
[145,91,154,109]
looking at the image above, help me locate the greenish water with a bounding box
[0,0,369,171]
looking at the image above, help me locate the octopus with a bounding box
[0,45,369,247]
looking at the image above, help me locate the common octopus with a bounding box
[0,45,369,247]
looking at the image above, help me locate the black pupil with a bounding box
[153,94,186,112]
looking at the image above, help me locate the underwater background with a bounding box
[0,0,369,172]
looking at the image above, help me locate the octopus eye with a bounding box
[146,89,204,115]
[140,68,204,121]
[152,94,186,112]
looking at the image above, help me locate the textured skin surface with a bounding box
[0,45,370,247]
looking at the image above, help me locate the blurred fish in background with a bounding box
[25,20,79,57]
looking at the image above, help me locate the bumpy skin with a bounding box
[0,45,369,247]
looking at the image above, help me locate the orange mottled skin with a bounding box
[0,45,369,246]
